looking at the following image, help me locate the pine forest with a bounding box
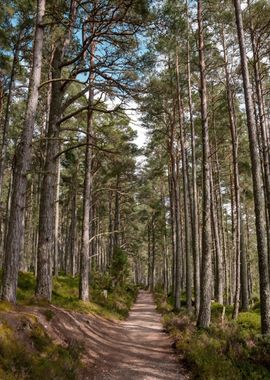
[0,0,270,379]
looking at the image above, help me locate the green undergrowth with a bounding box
[15,271,138,320]
[0,314,82,380]
[0,271,138,379]
[155,291,270,380]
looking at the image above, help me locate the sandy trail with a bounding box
[35,290,188,379]
[85,291,187,379]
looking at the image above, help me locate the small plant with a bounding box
[43,309,54,321]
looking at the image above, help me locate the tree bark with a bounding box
[35,0,77,300]
[240,215,249,311]
[175,52,192,312]
[197,0,212,328]
[210,168,223,304]
[0,30,22,199]
[79,33,95,301]
[233,0,270,334]
[54,158,61,276]
[35,44,63,301]
[2,0,46,303]
[186,1,200,315]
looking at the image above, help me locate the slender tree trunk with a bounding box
[240,215,249,311]
[147,222,151,289]
[233,0,270,334]
[221,28,242,318]
[248,0,270,272]
[210,168,223,304]
[175,52,192,311]
[113,176,120,250]
[151,215,155,292]
[2,0,46,303]
[186,1,200,316]
[197,0,212,328]
[108,190,114,266]
[79,35,95,301]
[168,170,176,298]
[0,30,22,199]
[174,159,182,310]
[69,166,78,277]
[54,158,61,276]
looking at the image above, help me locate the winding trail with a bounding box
[86,290,188,379]
[33,291,188,379]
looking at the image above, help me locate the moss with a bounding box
[237,312,261,332]
[0,302,14,312]
[17,272,36,303]
[30,324,52,352]
[13,272,137,321]
[0,316,82,380]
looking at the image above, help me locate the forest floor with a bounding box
[38,290,189,379]
[0,286,189,379]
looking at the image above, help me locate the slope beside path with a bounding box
[38,290,189,379]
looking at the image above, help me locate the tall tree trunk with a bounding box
[35,44,63,301]
[2,0,46,303]
[221,27,242,317]
[79,34,95,301]
[54,158,61,276]
[186,1,200,316]
[69,165,78,277]
[108,190,114,266]
[248,10,270,270]
[174,159,182,310]
[175,52,192,311]
[113,175,120,250]
[168,169,176,298]
[197,0,212,328]
[35,0,76,301]
[233,0,270,334]
[0,30,22,199]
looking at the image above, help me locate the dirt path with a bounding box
[34,291,188,379]
[85,291,188,379]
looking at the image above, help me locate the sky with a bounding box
[124,100,147,149]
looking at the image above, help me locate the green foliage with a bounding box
[111,247,129,287]
[9,272,137,321]
[237,312,261,332]
[42,309,54,322]
[155,291,270,380]
[51,273,136,320]
[0,316,82,380]
[30,324,51,352]
[16,272,36,304]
